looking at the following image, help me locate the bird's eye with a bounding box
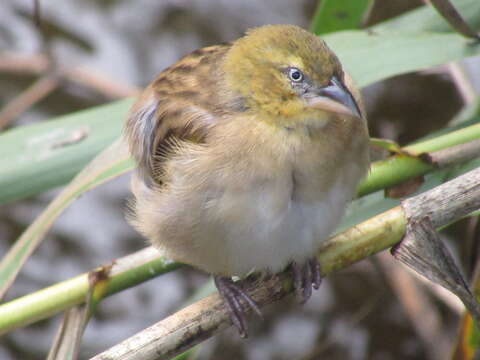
[288,68,303,82]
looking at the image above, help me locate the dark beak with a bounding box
[307,76,362,119]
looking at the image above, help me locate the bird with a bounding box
[125,24,369,337]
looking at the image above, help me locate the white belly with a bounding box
[209,168,358,276]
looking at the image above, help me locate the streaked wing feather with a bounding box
[125,43,232,185]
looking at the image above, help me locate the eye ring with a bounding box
[288,68,303,82]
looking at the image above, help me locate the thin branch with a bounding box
[358,123,480,196]
[424,138,480,168]
[0,53,49,73]
[377,253,451,360]
[0,51,139,128]
[0,53,140,100]
[425,0,480,40]
[401,169,480,229]
[0,73,60,129]
[64,66,140,99]
[91,166,480,360]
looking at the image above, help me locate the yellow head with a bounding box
[222,24,361,125]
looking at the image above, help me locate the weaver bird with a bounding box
[125,24,369,337]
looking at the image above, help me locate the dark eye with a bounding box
[288,68,303,82]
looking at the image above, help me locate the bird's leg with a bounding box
[214,275,263,338]
[291,257,322,303]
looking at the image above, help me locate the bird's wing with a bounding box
[125,44,233,185]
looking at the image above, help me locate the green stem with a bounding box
[0,250,180,335]
[358,123,480,196]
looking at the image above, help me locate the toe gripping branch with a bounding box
[292,257,322,304]
[214,276,262,338]
[214,257,322,337]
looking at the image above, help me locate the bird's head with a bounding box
[222,24,362,128]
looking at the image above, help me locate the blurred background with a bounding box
[1,0,479,359]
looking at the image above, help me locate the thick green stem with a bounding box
[0,249,180,335]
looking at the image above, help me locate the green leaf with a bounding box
[310,0,370,35]
[323,30,480,89]
[0,99,133,204]
[375,0,480,33]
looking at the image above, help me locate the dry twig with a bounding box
[377,253,451,360]
[0,53,140,98]
[0,72,60,129]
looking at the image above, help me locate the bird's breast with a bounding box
[193,117,369,275]
[139,115,369,277]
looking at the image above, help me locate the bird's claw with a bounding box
[214,276,263,338]
[292,258,322,303]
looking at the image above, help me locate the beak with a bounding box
[306,76,362,119]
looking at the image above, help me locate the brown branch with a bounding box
[0,53,140,99]
[64,66,140,99]
[377,253,451,360]
[426,138,480,168]
[425,0,480,40]
[0,53,49,73]
[0,73,60,129]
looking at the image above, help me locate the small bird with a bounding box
[125,24,369,337]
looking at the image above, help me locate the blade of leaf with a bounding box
[46,305,89,360]
[0,138,134,299]
[310,0,370,35]
[323,30,480,89]
[46,266,110,360]
[376,0,480,33]
[0,99,132,204]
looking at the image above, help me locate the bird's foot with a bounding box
[214,275,263,338]
[291,257,322,304]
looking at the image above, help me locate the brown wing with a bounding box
[124,43,236,185]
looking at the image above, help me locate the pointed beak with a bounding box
[306,76,362,119]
